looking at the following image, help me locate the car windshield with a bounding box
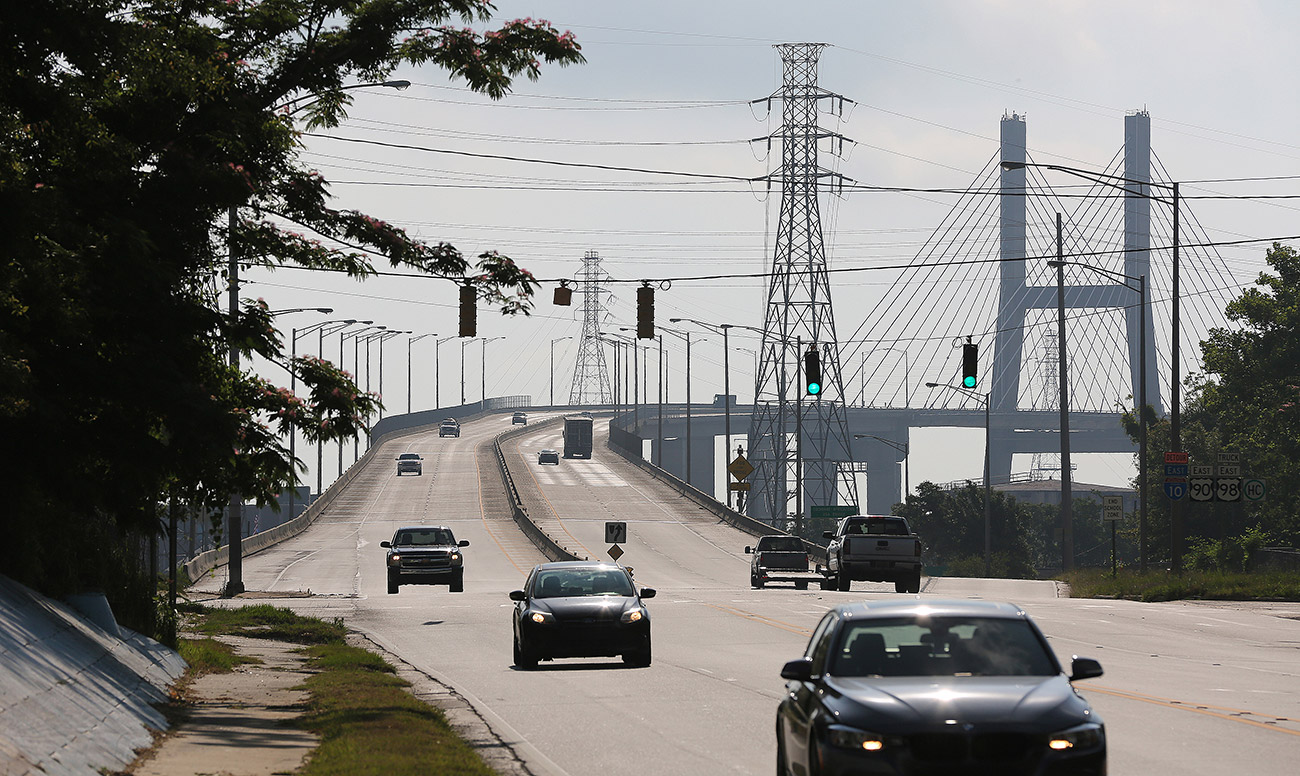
[830,616,1057,678]
[394,529,455,546]
[843,518,908,536]
[398,453,419,460]
[533,568,634,598]
[760,537,805,552]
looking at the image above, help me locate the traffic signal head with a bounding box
[459,284,476,337]
[804,345,822,396]
[962,341,978,388]
[636,285,654,339]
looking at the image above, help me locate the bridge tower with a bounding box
[990,112,1163,482]
[568,251,612,405]
[747,43,858,525]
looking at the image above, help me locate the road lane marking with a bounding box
[1087,684,1300,737]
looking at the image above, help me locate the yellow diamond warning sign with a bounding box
[728,454,754,481]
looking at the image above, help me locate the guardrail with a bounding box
[604,427,828,565]
[492,417,583,563]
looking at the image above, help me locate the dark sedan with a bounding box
[777,599,1105,776]
[510,561,655,669]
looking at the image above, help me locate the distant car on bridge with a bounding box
[394,453,423,476]
[512,411,528,425]
[538,449,560,465]
[438,418,460,437]
[382,526,469,595]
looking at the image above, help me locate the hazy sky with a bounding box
[251,1,1300,493]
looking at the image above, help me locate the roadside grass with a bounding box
[179,604,496,776]
[1063,568,1300,601]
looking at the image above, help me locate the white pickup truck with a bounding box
[821,515,923,593]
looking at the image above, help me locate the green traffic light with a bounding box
[962,375,976,388]
[808,382,822,395]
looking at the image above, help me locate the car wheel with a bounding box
[894,579,908,593]
[623,637,651,667]
[807,730,824,776]
[837,572,851,592]
[387,571,400,595]
[795,581,808,591]
[753,576,765,589]
[910,572,923,594]
[514,634,538,669]
[819,575,835,591]
[450,570,464,593]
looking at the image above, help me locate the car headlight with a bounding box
[528,610,555,624]
[1048,722,1104,751]
[825,724,888,752]
[388,554,401,564]
[621,607,645,623]
[450,552,462,564]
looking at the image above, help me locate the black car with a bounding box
[509,561,655,669]
[538,448,560,465]
[777,599,1105,776]
[512,411,528,425]
[381,526,469,594]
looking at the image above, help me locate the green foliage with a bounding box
[894,482,1037,578]
[178,636,260,675]
[1119,243,1300,572]
[189,603,347,644]
[1063,567,1300,602]
[0,2,583,601]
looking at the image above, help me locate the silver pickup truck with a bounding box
[745,535,822,590]
[822,515,923,593]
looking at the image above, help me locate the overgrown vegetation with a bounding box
[179,604,496,775]
[1063,568,1300,602]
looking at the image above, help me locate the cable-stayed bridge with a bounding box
[625,110,1242,517]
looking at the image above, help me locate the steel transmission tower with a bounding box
[747,43,858,526]
[569,251,612,404]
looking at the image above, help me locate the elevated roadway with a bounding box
[191,412,1300,776]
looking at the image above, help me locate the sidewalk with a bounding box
[124,635,318,776]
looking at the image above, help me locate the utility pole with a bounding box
[225,205,244,596]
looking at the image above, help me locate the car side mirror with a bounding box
[380,541,391,548]
[508,590,527,602]
[780,657,813,681]
[1070,656,1103,681]
[822,531,834,539]
[458,540,470,547]
[744,546,753,554]
[639,588,656,598]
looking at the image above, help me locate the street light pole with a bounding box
[1055,213,1075,573]
[550,337,571,407]
[460,338,470,406]
[407,333,434,414]
[927,382,991,576]
[481,336,504,409]
[1003,159,1179,570]
[435,336,454,410]
[340,325,385,475]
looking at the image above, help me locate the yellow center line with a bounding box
[1084,684,1300,738]
[703,602,815,637]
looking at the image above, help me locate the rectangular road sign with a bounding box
[1165,451,1189,464]
[728,482,751,492]
[604,521,628,544]
[1164,464,1189,477]
[1217,452,1241,464]
[810,505,857,520]
[1217,464,1241,477]
[1102,495,1123,521]
[1190,464,1214,477]
[1189,478,1214,501]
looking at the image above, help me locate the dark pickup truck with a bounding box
[745,535,820,590]
[822,515,923,594]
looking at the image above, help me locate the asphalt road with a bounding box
[194,413,1300,776]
